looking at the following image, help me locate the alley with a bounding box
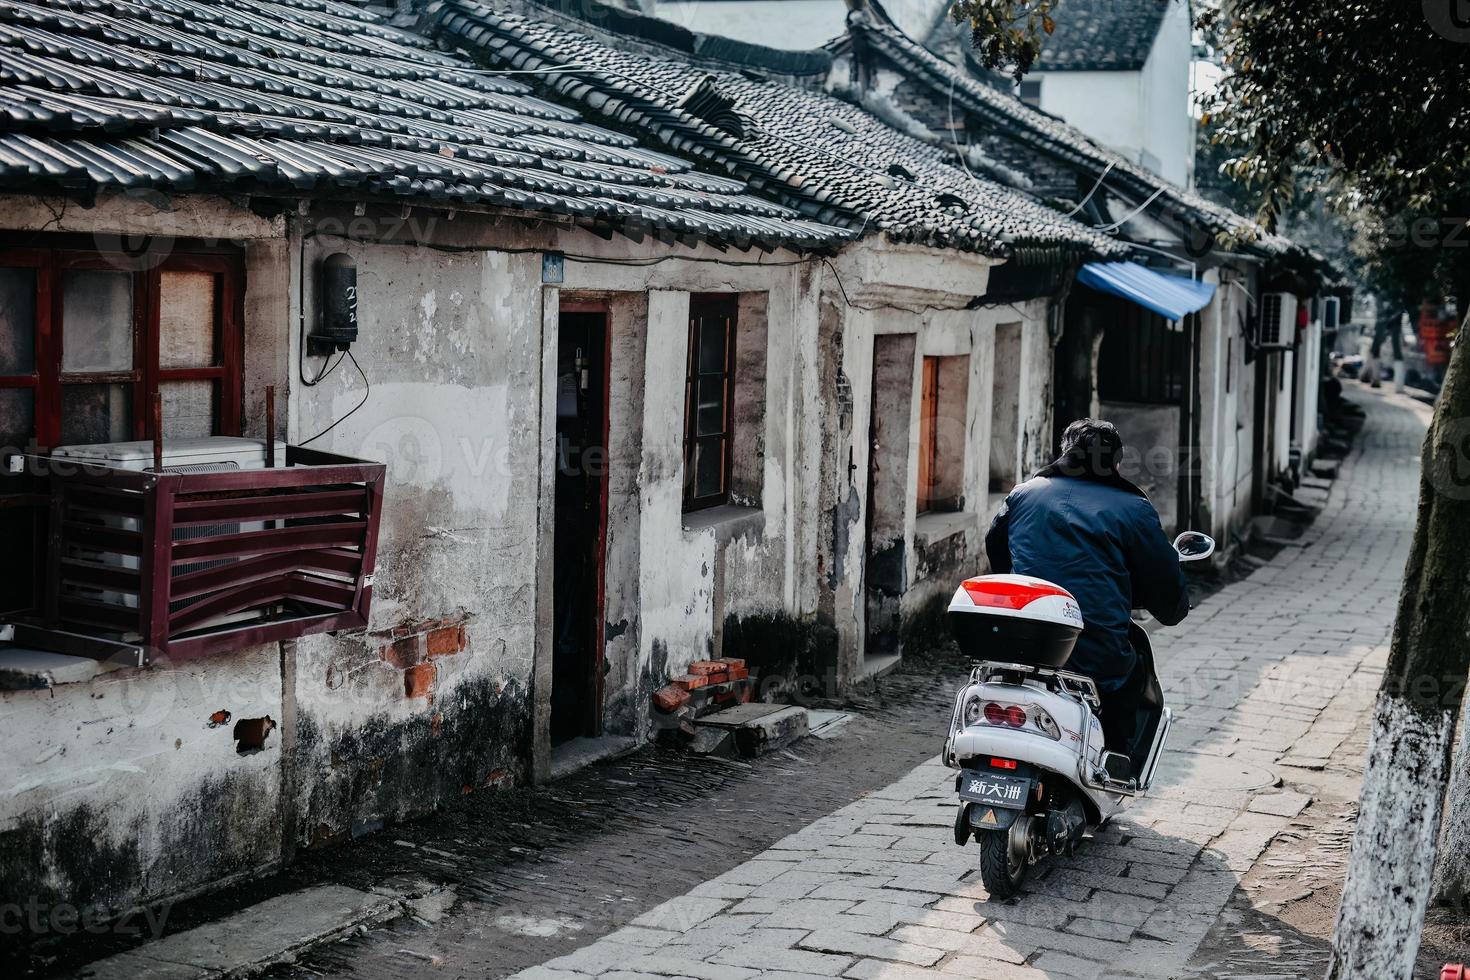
[256,383,1425,980]
[460,392,1413,980]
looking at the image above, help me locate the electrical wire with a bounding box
[1061,161,1113,219]
[304,348,347,386]
[298,350,370,448]
[1092,186,1166,232]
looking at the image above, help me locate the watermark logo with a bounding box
[1424,0,1470,41]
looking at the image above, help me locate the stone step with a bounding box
[76,885,401,980]
[694,703,809,757]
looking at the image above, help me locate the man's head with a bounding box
[1059,418,1124,474]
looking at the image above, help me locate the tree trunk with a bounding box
[1432,694,1470,906]
[1328,322,1470,978]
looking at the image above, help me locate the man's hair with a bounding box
[1059,418,1124,473]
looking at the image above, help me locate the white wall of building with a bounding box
[0,192,825,919]
[1031,0,1195,187]
[654,0,944,49]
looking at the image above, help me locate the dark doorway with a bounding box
[551,309,610,745]
[863,334,917,667]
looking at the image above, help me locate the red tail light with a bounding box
[990,757,1017,770]
[961,578,1072,610]
[982,702,1028,728]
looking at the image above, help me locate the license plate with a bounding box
[957,769,1031,809]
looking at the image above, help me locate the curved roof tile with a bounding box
[0,0,849,251]
[430,0,1126,260]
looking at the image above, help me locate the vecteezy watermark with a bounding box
[1427,417,1470,500]
[1379,215,1470,250]
[0,898,171,937]
[1424,0,1470,41]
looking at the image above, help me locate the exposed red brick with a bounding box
[687,660,726,676]
[653,684,691,713]
[383,635,423,669]
[426,625,466,657]
[671,673,714,691]
[720,658,746,671]
[431,712,444,736]
[726,666,749,681]
[404,662,436,700]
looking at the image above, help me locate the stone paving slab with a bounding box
[496,391,1417,979]
[76,886,401,980]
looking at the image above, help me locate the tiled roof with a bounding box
[430,0,1127,260]
[1034,0,1170,72]
[850,1,1297,259]
[0,0,848,251]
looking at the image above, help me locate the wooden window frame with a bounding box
[0,245,243,449]
[917,355,940,514]
[683,294,738,512]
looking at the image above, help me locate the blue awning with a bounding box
[1076,261,1216,321]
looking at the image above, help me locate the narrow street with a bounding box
[249,383,1431,980]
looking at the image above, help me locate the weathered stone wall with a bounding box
[1197,262,1259,545]
[0,193,823,918]
[811,243,1055,683]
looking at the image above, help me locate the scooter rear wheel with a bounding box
[978,828,1027,899]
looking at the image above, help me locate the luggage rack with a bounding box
[969,659,1101,710]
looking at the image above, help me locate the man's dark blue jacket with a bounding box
[984,467,1189,691]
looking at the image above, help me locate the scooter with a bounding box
[942,531,1215,898]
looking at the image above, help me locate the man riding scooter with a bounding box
[984,418,1191,757]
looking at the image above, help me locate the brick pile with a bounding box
[652,658,753,724]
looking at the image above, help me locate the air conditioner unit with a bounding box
[48,437,288,633]
[1322,296,1341,332]
[1258,291,1294,347]
[49,436,286,473]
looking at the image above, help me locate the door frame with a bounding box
[540,294,613,755]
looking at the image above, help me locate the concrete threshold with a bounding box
[549,734,641,781]
[76,885,401,980]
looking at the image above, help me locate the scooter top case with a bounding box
[947,574,1083,668]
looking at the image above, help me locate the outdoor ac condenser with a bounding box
[48,437,289,630]
[1258,291,1295,347]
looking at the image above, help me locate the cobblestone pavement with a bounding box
[479,385,1426,980]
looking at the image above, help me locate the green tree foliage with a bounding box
[952,0,1470,304]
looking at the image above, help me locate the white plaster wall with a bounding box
[0,646,283,919]
[1275,348,1296,475]
[1195,264,1260,545]
[1294,318,1322,460]
[654,0,846,47]
[1033,0,1194,187]
[898,301,1052,628]
[540,250,818,743]
[1034,70,1145,172]
[0,195,292,919]
[0,194,824,909]
[811,242,1062,682]
[285,226,548,835]
[1138,0,1196,188]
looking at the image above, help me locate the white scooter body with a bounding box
[942,661,1172,824]
[942,531,1212,896]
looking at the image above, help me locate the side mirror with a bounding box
[1173,531,1215,562]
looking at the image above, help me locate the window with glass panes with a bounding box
[0,246,243,450]
[683,294,738,511]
